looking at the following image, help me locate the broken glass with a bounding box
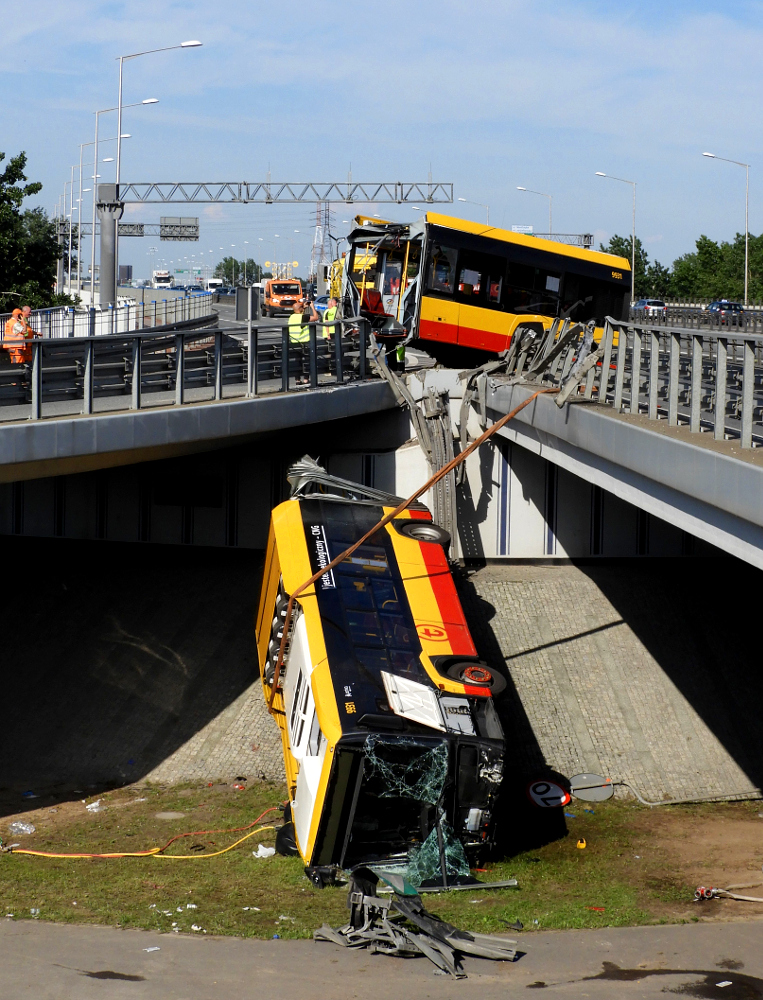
[406,819,470,887]
[363,735,448,806]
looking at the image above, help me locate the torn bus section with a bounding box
[255,458,508,892]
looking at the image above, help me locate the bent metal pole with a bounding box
[269,385,559,709]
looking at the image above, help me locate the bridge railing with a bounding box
[533,317,763,449]
[0,317,372,421]
[0,293,215,339]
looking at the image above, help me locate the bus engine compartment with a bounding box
[255,458,508,890]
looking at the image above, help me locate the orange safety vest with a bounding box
[3,317,30,364]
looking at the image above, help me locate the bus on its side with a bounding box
[341,213,631,363]
[255,462,506,886]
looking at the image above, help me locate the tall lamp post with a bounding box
[114,41,201,292]
[596,172,637,307]
[516,186,553,234]
[703,152,750,306]
[91,99,158,300]
[457,196,489,224]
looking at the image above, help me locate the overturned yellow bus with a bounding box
[255,460,506,887]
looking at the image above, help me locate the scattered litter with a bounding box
[162,911,173,917]
[30,908,40,916]
[21,791,38,800]
[8,822,35,835]
[72,902,77,906]
[278,915,296,922]
[186,903,197,910]
[315,870,517,979]
[73,790,83,794]
[171,922,178,927]
[634,855,641,859]
[586,907,605,912]
[7,844,20,849]
[243,906,261,912]
[176,907,183,912]
[564,812,577,818]
[149,904,156,909]
[154,812,185,820]
[533,919,539,925]
[233,784,246,791]
[695,883,763,903]
[191,925,202,932]
[85,800,103,813]
[576,839,587,849]
[272,934,280,939]
[253,844,275,858]
[468,899,483,904]
[716,982,733,988]
[48,808,58,814]
[235,776,247,782]
[5,914,14,918]
[584,809,595,814]
[142,947,160,953]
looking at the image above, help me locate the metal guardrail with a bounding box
[509,317,763,449]
[634,306,763,332]
[0,317,372,421]
[0,293,214,340]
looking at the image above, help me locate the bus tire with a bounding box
[393,519,451,548]
[275,821,299,856]
[445,659,507,696]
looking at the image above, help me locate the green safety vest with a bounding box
[322,306,337,339]
[288,312,309,343]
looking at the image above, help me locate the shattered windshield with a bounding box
[342,736,469,885]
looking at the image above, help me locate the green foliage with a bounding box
[0,152,66,311]
[601,229,762,303]
[213,256,263,286]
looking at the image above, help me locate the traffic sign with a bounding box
[527,780,571,808]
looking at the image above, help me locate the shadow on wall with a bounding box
[578,557,763,797]
[454,569,569,857]
[0,536,265,818]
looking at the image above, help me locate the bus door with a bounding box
[454,249,512,353]
[282,615,326,854]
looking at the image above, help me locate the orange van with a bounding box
[263,279,303,317]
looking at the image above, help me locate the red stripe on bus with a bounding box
[419,317,458,344]
[415,533,477,656]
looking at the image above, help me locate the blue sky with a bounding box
[4,0,763,278]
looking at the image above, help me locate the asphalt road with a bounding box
[1,918,761,999]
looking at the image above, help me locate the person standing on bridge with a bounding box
[322,297,338,340]
[288,298,320,385]
[3,308,31,365]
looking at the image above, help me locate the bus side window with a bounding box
[456,251,506,308]
[426,245,458,294]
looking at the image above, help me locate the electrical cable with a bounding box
[6,807,280,861]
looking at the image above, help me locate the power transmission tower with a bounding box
[310,202,332,282]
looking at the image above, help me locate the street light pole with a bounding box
[703,152,751,306]
[596,172,637,307]
[114,41,201,294]
[516,187,553,234]
[91,99,157,301]
[457,197,489,224]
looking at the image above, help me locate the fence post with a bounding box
[647,328,659,419]
[714,337,728,441]
[131,337,141,409]
[613,321,628,410]
[309,322,318,388]
[358,319,367,379]
[163,299,167,325]
[630,327,642,414]
[31,339,42,419]
[334,324,344,384]
[282,327,290,392]
[172,334,183,405]
[667,331,680,425]
[741,338,755,448]
[89,307,96,338]
[214,330,223,400]
[83,339,94,414]
[246,288,255,397]
[690,335,702,433]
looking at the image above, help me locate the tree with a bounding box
[645,260,672,299]
[600,234,650,298]
[213,256,264,286]
[0,151,70,311]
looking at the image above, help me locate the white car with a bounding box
[634,298,667,317]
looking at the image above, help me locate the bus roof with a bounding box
[423,213,630,270]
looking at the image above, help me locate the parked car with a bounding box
[313,294,330,316]
[186,284,204,292]
[633,298,668,317]
[706,300,745,324]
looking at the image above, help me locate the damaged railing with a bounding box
[494,316,763,448]
[0,317,372,421]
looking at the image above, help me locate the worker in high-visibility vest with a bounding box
[288,298,320,385]
[322,297,338,339]
[288,298,319,343]
[3,309,30,364]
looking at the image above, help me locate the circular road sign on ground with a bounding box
[527,780,571,808]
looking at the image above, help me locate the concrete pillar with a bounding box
[97,184,124,307]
